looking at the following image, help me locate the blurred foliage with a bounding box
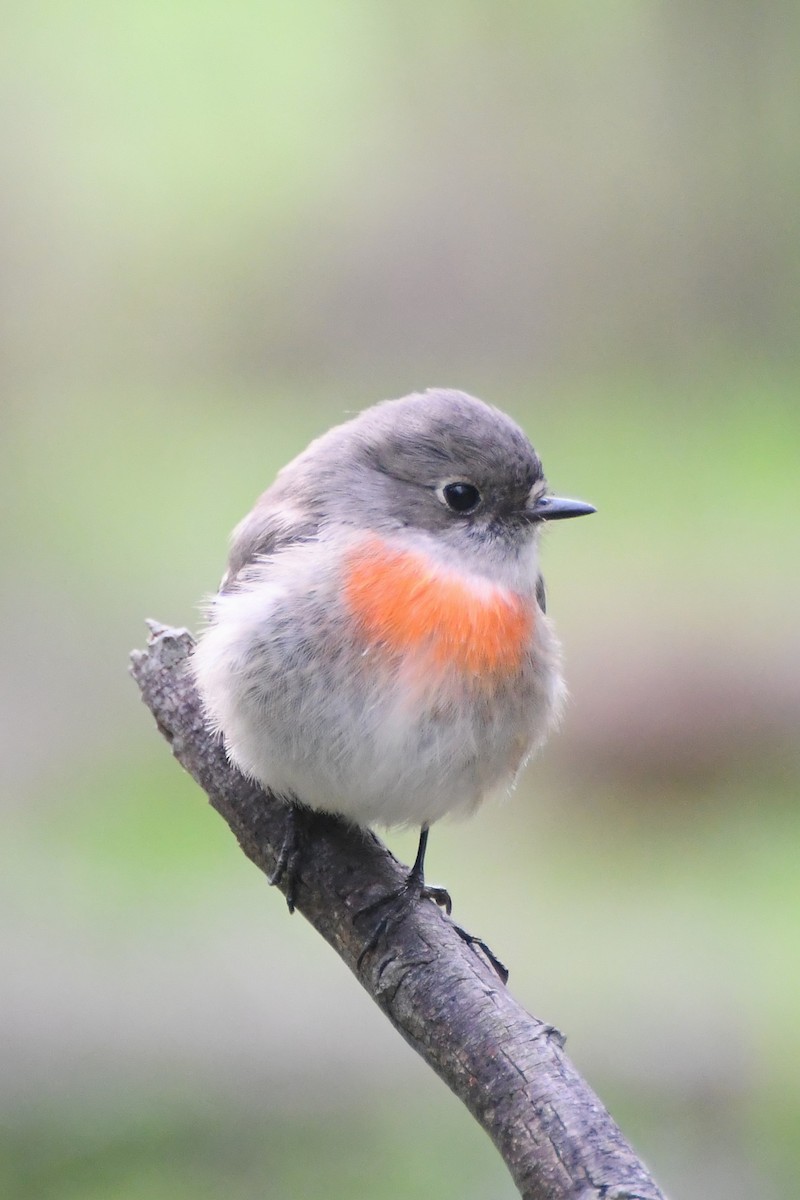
[1,3,799,1199]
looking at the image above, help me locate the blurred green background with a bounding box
[2,3,798,1198]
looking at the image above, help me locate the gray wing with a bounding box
[219,498,321,593]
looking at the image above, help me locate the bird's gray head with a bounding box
[273,389,593,572]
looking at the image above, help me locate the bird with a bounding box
[192,388,594,966]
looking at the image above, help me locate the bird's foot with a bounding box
[268,803,310,913]
[355,876,508,984]
[355,866,451,971]
[450,923,509,984]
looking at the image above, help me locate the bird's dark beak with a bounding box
[526,495,596,522]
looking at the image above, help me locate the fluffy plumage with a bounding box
[192,389,578,827]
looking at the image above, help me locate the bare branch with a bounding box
[130,622,667,1200]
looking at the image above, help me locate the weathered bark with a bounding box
[130,622,667,1200]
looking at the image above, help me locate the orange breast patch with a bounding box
[342,535,534,676]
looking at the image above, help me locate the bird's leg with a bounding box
[405,829,509,982]
[356,825,452,967]
[356,825,509,984]
[406,825,452,913]
[268,802,310,913]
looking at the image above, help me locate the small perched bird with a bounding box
[192,389,594,958]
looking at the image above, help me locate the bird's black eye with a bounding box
[438,481,482,514]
